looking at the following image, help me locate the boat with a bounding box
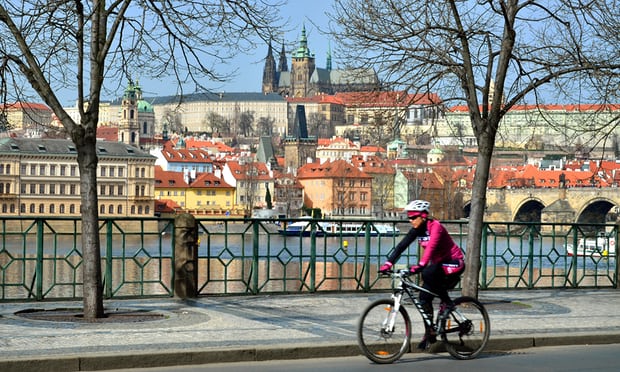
[278,221,400,237]
[277,220,332,237]
[324,223,400,237]
[566,235,616,257]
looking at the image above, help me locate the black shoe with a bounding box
[416,333,437,350]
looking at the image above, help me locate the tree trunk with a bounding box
[462,124,496,299]
[75,130,104,319]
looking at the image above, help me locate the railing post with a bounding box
[480,223,488,290]
[309,221,317,292]
[35,218,44,300]
[104,220,113,298]
[528,226,535,289]
[252,220,259,294]
[615,222,620,289]
[363,222,371,291]
[174,213,198,298]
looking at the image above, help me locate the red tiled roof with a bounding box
[190,172,233,188]
[225,160,274,181]
[154,166,189,188]
[297,159,372,179]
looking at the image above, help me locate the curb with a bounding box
[2,334,620,372]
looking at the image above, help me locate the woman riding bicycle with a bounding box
[379,200,465,349]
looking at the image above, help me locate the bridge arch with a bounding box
[513,197,545,223]
[576,198,618,226]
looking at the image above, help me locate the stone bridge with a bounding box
[464,187,620,224]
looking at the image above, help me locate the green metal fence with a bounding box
[0,216,617,301]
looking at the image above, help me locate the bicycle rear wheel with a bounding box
[357,298,411,364]
[439,296,490,360]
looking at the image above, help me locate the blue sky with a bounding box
[136,1,334,100]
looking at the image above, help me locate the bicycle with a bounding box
[357,269,490,364]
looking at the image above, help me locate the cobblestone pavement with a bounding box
[1,289,619,371]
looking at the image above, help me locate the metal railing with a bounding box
[0,216,617,301]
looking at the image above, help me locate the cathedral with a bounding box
[262,26,380,98]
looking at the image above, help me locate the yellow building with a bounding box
[0,138,155,216]
[154,166,236,216]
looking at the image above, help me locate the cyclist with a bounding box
[379,200,465,350]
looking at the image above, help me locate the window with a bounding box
[50,165,56,176]
[30,165,36,175]
[349,180,355,187]
[100,205,105,214]
[39,204,44,213]
[70,204,75,213]
[49,184,55,195]
[60,165,66,176]
[60,204,65,214]
[118,185,123,196]
[70,184,76,194]
[39,184,45,194]
[60,184,65,194]
[108,205,114,214]
[118,167,124,177]
[100,167,106,177]
[360,192,367,201]
[39,165,45,175]
[49,204,55,214]
[71,165,77,176]
[117,205,123,214]
[30,184,36,194]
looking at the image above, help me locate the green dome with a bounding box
[137,100,154,113]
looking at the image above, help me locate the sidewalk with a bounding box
[1,289,620,372]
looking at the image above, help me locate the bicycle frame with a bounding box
[391,272,438,330]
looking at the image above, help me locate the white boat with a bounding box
[278,221,400,237]
[277,220,332,237]
[566,236,616,257]
[324,223,400,237]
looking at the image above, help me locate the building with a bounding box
[148,92,289,137]
[0,138,156,216]
[150,141,216,174]
[443,103,620,153]
[262,25,379,98]
[1,102,53,134]
[273,173,304,218]
[153,166,235,215]
[221,159,276,215]
[296,159,373,217]
[350,154,396,217]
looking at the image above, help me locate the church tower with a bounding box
[290,25,315,98]
[119,79,140,147]
[262,41,278,94]
[284,105,317,172]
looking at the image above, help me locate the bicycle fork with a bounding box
[383,292,403,333]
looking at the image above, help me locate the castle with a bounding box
[262,26,380,98]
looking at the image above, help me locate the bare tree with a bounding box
[257,116,275,136]
[239,110,255,137]
[330,0,620,298]
[0,1,283,318]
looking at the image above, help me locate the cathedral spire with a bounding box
[262,40,277,94]
[326,41,332,71]
[278,41,288,72]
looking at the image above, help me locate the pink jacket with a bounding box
[417,219,464,266]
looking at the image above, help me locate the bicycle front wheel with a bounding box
[440,296,490,360]
[357,298,411,364]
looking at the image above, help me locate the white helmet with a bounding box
[405,200,430,213]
